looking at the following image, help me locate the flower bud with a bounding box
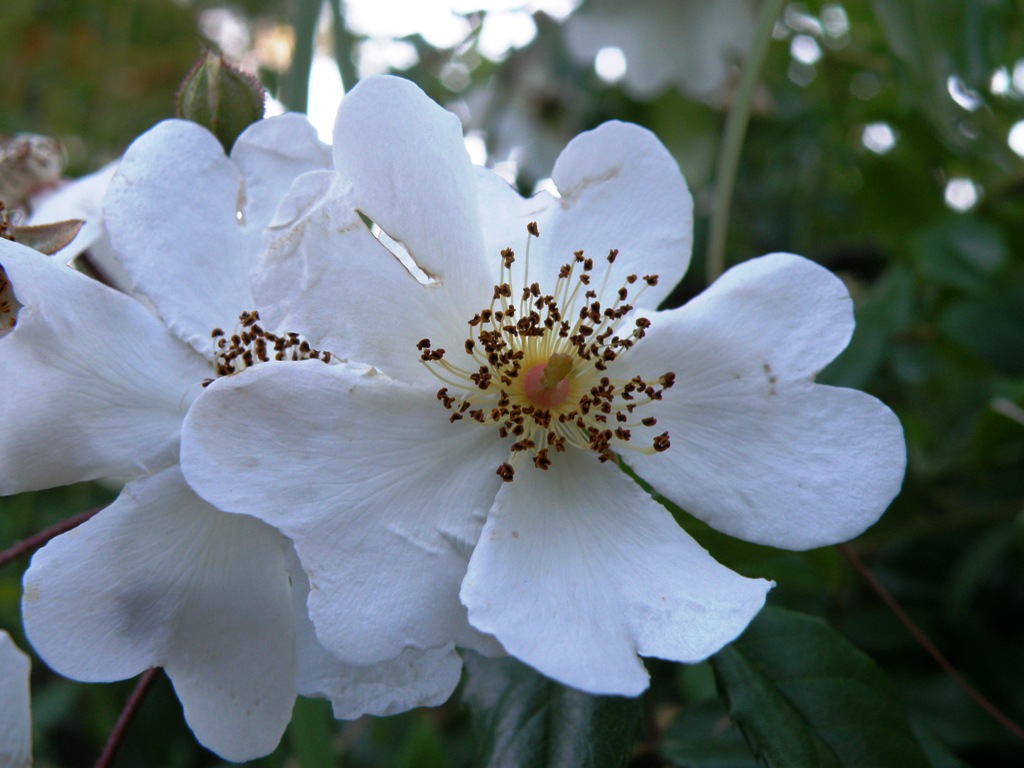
[176,51,266,153]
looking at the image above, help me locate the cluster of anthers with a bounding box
[1,204,16,333]
[0,268,15,334]
[203,309,333,387]
[419,222,675,482]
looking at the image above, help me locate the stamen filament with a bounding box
[419,222,674,480]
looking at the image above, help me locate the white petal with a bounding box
[104,120,253,351]
[330,75,492,305]
[627,253,906,549]
[104,115,327,354]
[0,632,31,768]
[231,112,332,237]
[257,174,468,385]
[541,120,693,308]
[28,161,158,297]
[22,467,297,761]
[181,360,506,664]
[461,449,770,696]
[472,167,556,280]
[289,553,461,718]
[0,240,208,493]
[28,161,118,263]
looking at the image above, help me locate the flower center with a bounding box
[523,353,573,409]
[202,309,334,387]
[419,222,675,482]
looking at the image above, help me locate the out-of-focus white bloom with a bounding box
[564,0,756,100]
[2,112,459,761]
[0,632,30,768]
[181,76,905,696]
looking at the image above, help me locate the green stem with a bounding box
[281,0,322,112]
[328,0,360,92]
[705,0,786,283]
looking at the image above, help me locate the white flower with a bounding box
[1,112,459,761]
[179,76,906,695]
[26,161,130,288]
[0,632,31,768]
[564,0,756,100]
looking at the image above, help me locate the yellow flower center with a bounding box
[419,222,675,482]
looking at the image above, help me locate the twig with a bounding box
[0,505,104,568]
[839,543,1024,741]
[95,668,160,768]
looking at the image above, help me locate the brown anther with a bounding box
[527,221,539,237]
[497,463,515,482]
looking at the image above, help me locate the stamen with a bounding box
[203,309,335,387]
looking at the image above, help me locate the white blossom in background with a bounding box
[564,0,756,100]
[0,632,30,768]
[180,76,906,696]
[1,112,459,762]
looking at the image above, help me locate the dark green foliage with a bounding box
[712,607,930,768]
[464,652,643,768]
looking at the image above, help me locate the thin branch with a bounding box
[95,668,160,768]
[705,0,786,283]
[839,543,1024,741]
[0,504,104,568]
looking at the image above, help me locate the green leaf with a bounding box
[912,217,1008,295]
[939,271,1024,374]
[288,696,336,767]
[463,651,643,768]
[711,607,930,768]
[661,699,759,768]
